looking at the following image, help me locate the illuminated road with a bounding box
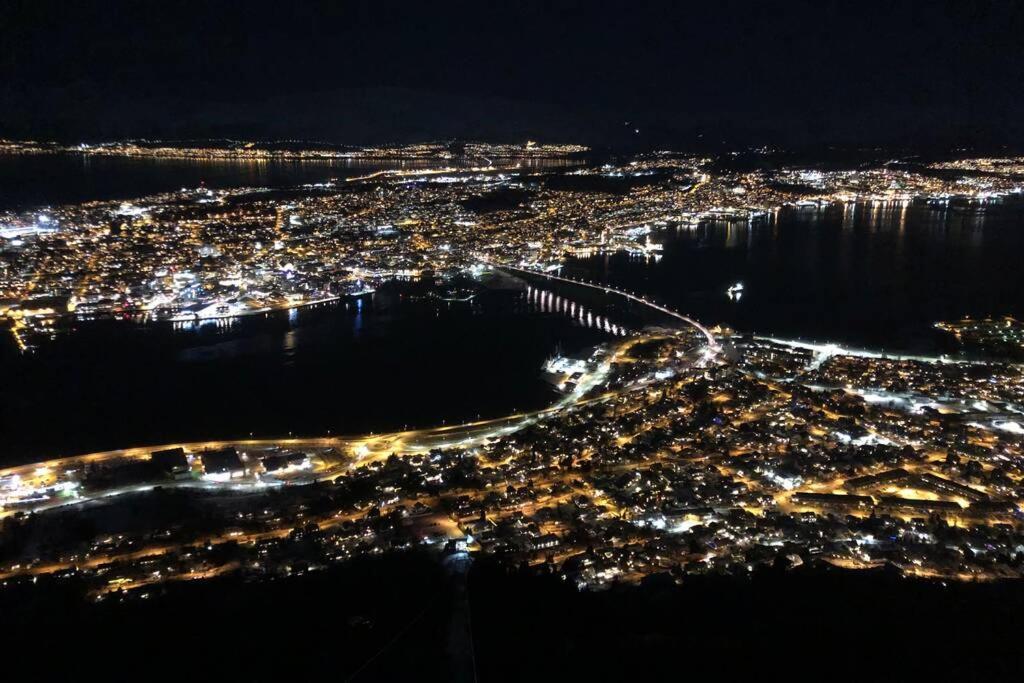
[0,333,672,517]
[344,163,507,184]
[753,335,1024,368]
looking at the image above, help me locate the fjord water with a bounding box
[0,286,613,465]
[0,154,445,209]
[567,199,1024,352]
[0,153,582,210]
[0,155,602,465]
[4,155,1024,465]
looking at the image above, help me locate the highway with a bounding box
[0,249,728,523]
[4,263,719,493]
[0,332,682,517]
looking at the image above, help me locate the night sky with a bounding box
[2,0,1022,149]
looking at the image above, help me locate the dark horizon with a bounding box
[3,0,1023,151]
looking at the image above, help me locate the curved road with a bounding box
[1,267,719,518]
[0,333,675,517]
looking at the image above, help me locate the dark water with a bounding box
[0,284,614,464]
[567,199,1024,352]
[0,153,583,210]
[0,155,593,466]
[0,154,464,210]
[4,157,1024,464]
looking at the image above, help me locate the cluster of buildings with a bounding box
[936,317,1024,359]
[0,138,589,161]
[3,141,1024,596]
[3,144,1024,350]
[805,353,1024,406]
[3,321,1024,596]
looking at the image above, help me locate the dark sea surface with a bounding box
[0,153,458,210]
[0,284,617,465]
[3,157,1024,464]
[566,198,1024,353]
[0,153,583,210]
[0,155,603,465]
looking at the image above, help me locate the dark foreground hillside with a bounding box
[3,553,1024,680]
[470,559,1024,680]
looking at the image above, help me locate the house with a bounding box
[201,447,245,479]
[151,447,190,479]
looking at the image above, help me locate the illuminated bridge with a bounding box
[492,262,720,353]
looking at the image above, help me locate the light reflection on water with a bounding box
[524,285,628,337]
[0,154,584,210]
[0,283,614,464]
[568,198,1024,353]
